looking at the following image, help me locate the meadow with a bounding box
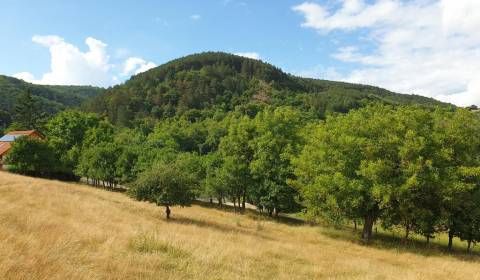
[1,171,479,280]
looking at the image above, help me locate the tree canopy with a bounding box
[85,52,446,126]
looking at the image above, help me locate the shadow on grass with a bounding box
[168,215,276,241]
[319,226,480,262]
[193,200,305,226]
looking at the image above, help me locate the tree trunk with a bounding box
[405,224,410,240]
[354,220,357,231]
[209,198,213,204]
[165,205,171,219]
[426,235,430,244]
[448,230,454,251]
[217,197,222,207]
[361,215,375,243]
[242,189,246,210]
[467,239,472,253]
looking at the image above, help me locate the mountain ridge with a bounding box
[85,52,448,125]
[2,52,450,128]
[0,75,104,128]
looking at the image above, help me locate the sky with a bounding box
[1,0,479,106]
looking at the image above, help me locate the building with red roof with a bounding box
[0,130,43,169]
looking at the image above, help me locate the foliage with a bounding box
[128,161,197,218]
[5,136,57,176]
[85,52,445,125]
[45,110,103,175]
[0,75,102,128]
[249,107,305,214]
[11,90,46,131]
[294,105,480,245]
[76,144,121,188]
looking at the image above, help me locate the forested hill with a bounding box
[85,52,448,125]
[0,75,103,127]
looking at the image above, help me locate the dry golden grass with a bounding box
[1,171,480,280]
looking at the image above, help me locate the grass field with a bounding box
[1,171,480,280]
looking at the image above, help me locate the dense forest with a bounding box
[5,52,480,251]
[84,52,446,125]
[0,75,103,130]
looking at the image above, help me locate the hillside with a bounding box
[85,52,448,125]
[0,75,103,128]
[0,171,479,280]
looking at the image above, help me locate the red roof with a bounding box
[0,142,12,157]
[7,130,38,136]
[0,130,43,157]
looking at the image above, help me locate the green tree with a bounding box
[46,110,101,175]
[435,109,480,250]
[0,109,11,132]
[387,107,442,241]
[115,147,140,184]
[12,89,44,130]
[76,144,121,188]
[82,120,115,148]
[456,180,480,252]
[250,107,305,215]
[294,105,404,242]
[202,152,229,205]
[5,136,57,176]
[128,163,196,219]
[218,115,256,210]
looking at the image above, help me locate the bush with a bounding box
[5,136,58,177]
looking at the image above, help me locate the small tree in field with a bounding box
[128,163,196,219]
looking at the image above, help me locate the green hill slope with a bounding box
[0,75,104,127]
[85,52,448,125]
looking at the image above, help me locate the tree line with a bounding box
[294,105,480,249]
[4,96,480,251]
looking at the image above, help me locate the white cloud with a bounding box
[122,57,157,77]
[292,0,400,31]
[191,14,201,21]
[12,72,36,82]
[234,52,261,60]
[13,35,156,87]
[293,0,480,106]
[441,0,480,36]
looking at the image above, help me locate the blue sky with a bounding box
[1,0,348,79]
[1,0,479,106]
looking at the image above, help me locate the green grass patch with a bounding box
[128,233,190,258]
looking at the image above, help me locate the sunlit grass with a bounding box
[0,171,479,279]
